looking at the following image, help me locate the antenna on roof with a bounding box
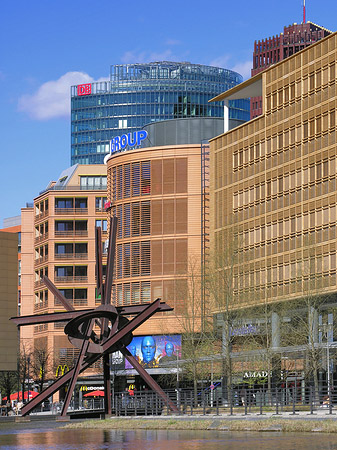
[303,0,306,23]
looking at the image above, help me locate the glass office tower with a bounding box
[71,61,249,164]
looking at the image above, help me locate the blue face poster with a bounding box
[125,335,181,369]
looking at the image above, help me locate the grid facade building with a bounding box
[20,165,108,374]
[210,32,337,307]
[71,62,249,165]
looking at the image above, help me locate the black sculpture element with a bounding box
[12,217,178,416]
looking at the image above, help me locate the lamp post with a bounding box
[27,356,30,403]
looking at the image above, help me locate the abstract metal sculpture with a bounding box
[12,217,178,416]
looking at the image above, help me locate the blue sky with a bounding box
[0,0,336,226]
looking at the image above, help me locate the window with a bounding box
[124,204,131,237]
[95,196,107,211]
[132,163,140,196]
[75,198,87,209]
[55,243,73,254]
[95,220,107,231]
[55,198,73,209]
[141,162,151,195]
[80,176,107,189]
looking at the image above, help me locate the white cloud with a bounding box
[209,55,231,68]
[165,39,181,46]
[210,55,252,81]
[230,60,252,80]
[18,72,94,120]
[121,49,176,64]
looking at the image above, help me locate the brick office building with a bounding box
[251,22,331,119]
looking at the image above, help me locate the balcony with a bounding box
[35,233,49,243]
[34,301,48,311]
[35,210,49,221]
[54,298,88,307]
[35,255,49,265]
[34,279,46,288]
[55,208,88,215]
[54,276,88,283]
[54,230,88,237]
[55,253,88,260]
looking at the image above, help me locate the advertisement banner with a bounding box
[125,335,181,369]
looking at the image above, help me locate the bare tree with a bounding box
[207,227,243,400]
[17,344,32,400]
[31,339,53,393]
[174,259,217,404]
[0,371,17,403]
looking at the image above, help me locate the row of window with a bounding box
[111,161,150,200]
[231,114,336,170]
[117,241,150,278]
[233,159,337,209]
[266,63,335,111]
[55,197,87,209]
[35,199,49,216]
[113,198,190,238]
[54,266,87,277]
[113,278,187,307]
[233,255,336,294]
[79,176,107,189]
[110,158,188,201]
[239,205,337,247]
[115,201,150,238]
[116,239,188,279]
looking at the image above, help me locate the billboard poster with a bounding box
[125,335,181,369]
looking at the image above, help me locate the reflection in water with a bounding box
[1,426,337,449]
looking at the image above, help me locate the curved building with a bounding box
[106,143,203,334]
[71,61,249,165]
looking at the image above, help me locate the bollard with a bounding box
[291,386,298,415]
[244,390,248,416]
[274,388,280,415]
[229,388,234,416]
[308,386,316,415]
[259,396,263,416]
[202,391,206,415]
[328,385,335,416]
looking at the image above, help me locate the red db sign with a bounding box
[77,84,92,96]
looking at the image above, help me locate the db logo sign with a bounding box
[77,83,91,96]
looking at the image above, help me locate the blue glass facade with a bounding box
[71,62,249,164]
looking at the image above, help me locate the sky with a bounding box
[0,0,336,227]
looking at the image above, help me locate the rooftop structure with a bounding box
[71,62,249,164]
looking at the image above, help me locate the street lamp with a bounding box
[27,356,30,403]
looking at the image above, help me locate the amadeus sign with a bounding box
[104,130,148,164]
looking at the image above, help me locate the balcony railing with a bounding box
[55,208,88,215]
[34,301,48,311]
[35,210,49,221]
[54,253,88,260]
[35,255,49,265]
[54,276,88,283]
[35,233,49,243]
[54,230,88,237]
[54,298,88,307]
[39,185,106,195]
[34,279,46,288]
